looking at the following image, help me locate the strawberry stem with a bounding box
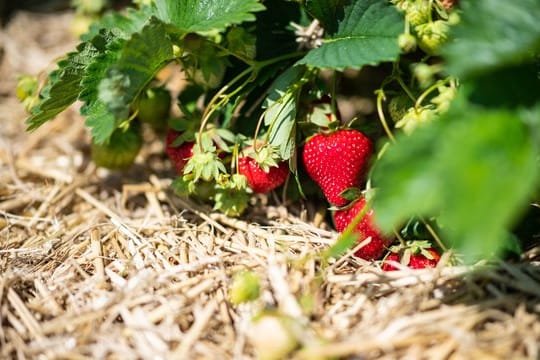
[414,78,451,109]
[375,89,396,143]
[422,219,447,251]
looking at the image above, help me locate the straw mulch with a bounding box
[1,11,540,360]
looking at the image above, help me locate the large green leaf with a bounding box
[372,105,539,262]
[153,0,265,34]
[81,5,153,41]
[263,67,307,160]
[26,42,100,131]
[79,34,125,143]
[443,0,540,78]
[98,18,174,123]
[297,0,403,70]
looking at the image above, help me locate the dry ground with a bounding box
[1,10,540,360]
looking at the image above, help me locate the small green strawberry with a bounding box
[398,33,417,53]
[229,271,261,305]
[388,94,415,123]
[302,129,373,207]
[136,86,171,130]
[91,123,143,170]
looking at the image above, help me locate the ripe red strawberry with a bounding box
[302,129,373,206]
[381,252,401,271]
[409,248,441,269]
[238,156,289,193]
[166,129,194,175]
[382,247,441,271]
[333,197,393,260]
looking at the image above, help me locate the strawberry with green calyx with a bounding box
[237,145,289,194]
[165,129,195,175]
[91,122,143,170]
[183,143,227,182]
[136,85,171,130]
[333,197,394,260]
[302,128,373,207]
[382,240,441,271]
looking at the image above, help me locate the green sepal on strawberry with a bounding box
[165,129,195,175]
[238,145,289,194]
[333,197,394,260]
[382,241,441,271]
[302,129,373,207]
[91,122,143,170]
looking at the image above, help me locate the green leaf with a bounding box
[324,232,359,259]
[26,42,99,131]
[81,5,153,41]
[263,67,307,160]
[443,0,540,78]
[297,0,403,70]
[79,33,126,143]
[372,106,539,262]
[153,0,265,34]
[98,18,174,122]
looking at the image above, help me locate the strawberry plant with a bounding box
[21,0,540,263]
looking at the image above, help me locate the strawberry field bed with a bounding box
[2,4,540,360]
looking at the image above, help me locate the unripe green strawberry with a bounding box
[405,0,431,26]
[388,94,414,123]
[302,129,373,207]
[229,271,261,305]
[398,33,417,53]
[91,123,143,170]
[416,20,449,54]
[333,197,393,260]
[136,86,171,130]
